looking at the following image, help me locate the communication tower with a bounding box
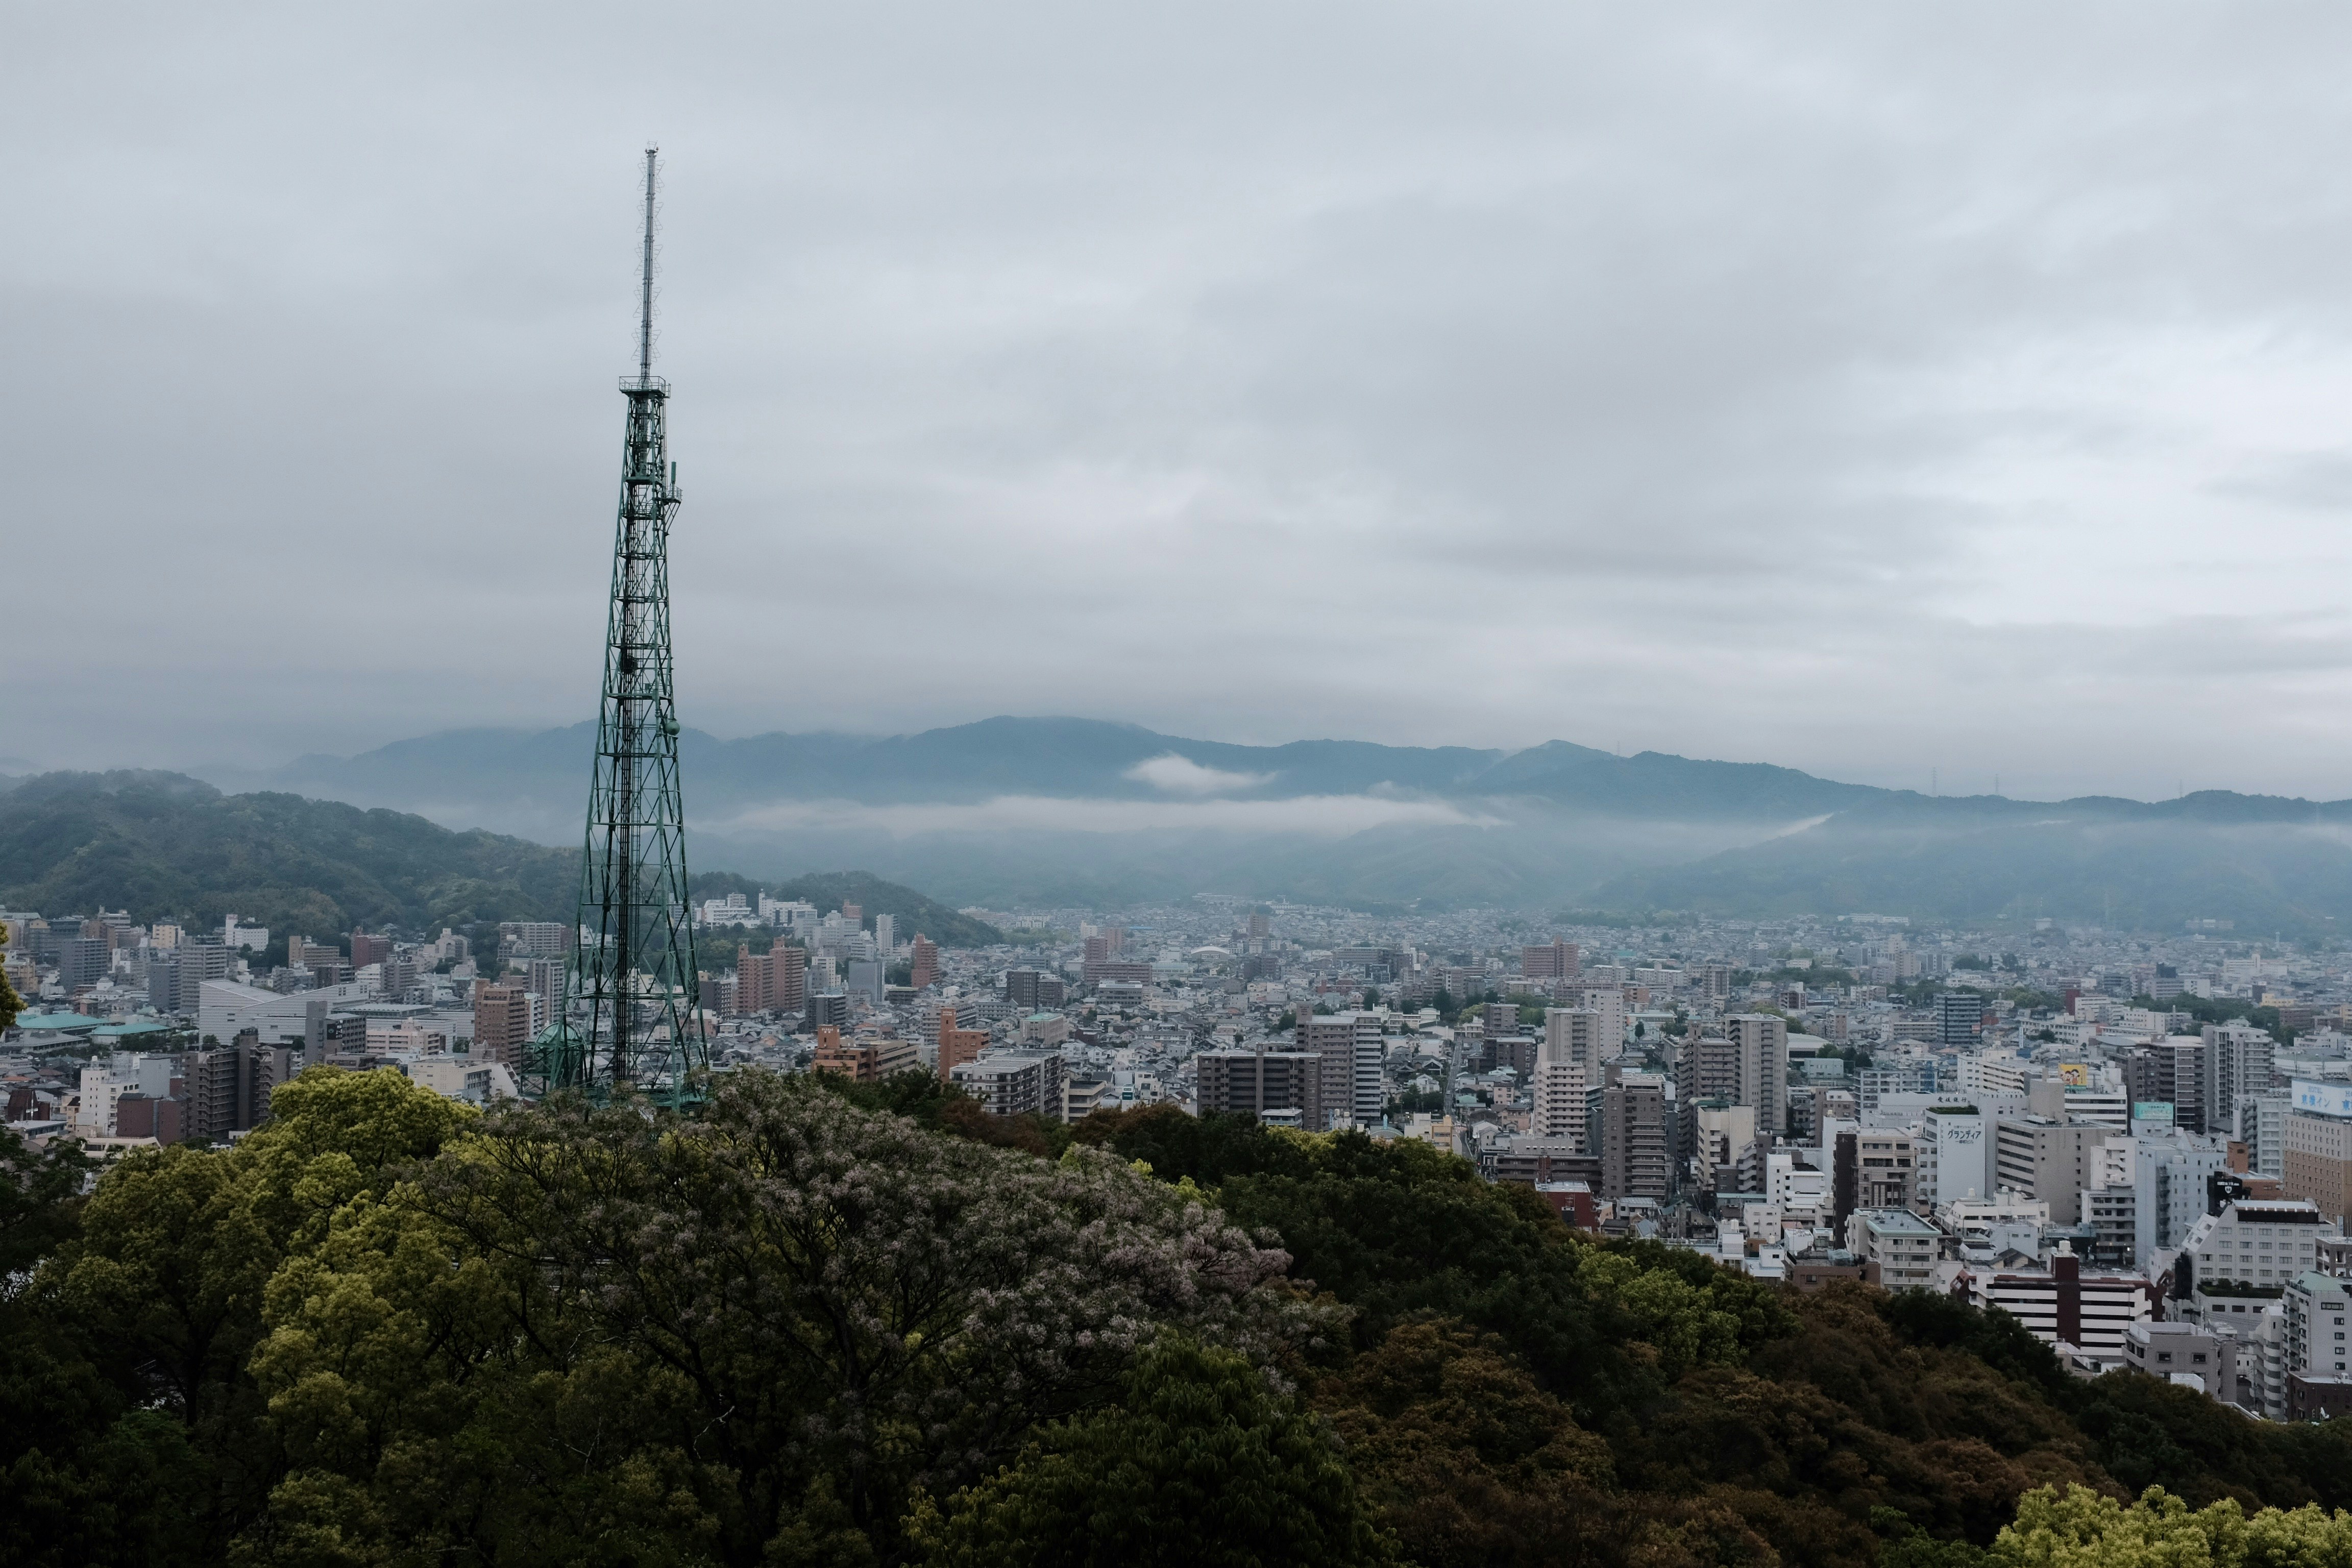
[529,146,706,1102]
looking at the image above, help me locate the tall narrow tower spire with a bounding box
[638,144,657,387]
[531,145,706,1103]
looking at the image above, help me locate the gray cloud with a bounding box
[1124,755,1275,795]
[12,4,2352,800]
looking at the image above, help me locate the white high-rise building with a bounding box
[2206,1022,2276,1141]
[1531,1012,1591,1144]
[1531,1058,1587,1145]
[1571,986,1627,1056]
[2182,1198,2333,1292]
[1917,1105,1994,1210]
[2241,1092,2290,1181]
[1961,1049,2031,1099]
[2135,1130,2230,1264]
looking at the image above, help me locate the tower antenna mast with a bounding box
[531,144,707,1103]
[638,147,657,385]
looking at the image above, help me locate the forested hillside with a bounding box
[12,1069,2352,1567]
[0,772,999,946]
[0,770,576,935]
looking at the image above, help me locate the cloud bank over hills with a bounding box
[183,718,2352,933]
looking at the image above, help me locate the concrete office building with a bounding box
[1544,1007,1610,1070]
[1688,1100,1757,1193]
[1590,1071,1671,1202]
[1690,1034,1737,1105]
[55,936,111,990]
[1484,1034,1539,1076]
[2206,1022,2277,1143]
[1298,1011,1387,1128]
[1531,1057,1588,1145]
[2285,1080,2352,1226]
[1006,967,1055,1011]
[1833,1129,1916,1233]
[1572,987,1627,1055]
[1522,940,1579,981]
[936,1007,990,1082]
[198,976,362,1047]
[1724,1015,1789,1134]
[151,943,234,1015]
[1994,1116,2112,1217]
[472,984,534,1068]
[1940,1191,2051,1247]
[496,924,564,962]
[951,1052,1068,1121]
[1851,1208,1941,1289]
[2183,1198,2333,1290]
[2286,1273,2352,1383]
[2241,1091,2290,1182]
[738,944,807,1014]
[2122,1321,2235,1398]
[2124,1038,2208,1133]
[185,1038,293,1141]
[1952,1248,2157,1361]
[1196,1046,1325,1124]
[2026,1079,2130,1131]
[2082,1184,2140,1270]
[1937,990,1984,1048]
[2135,1131,2231,1264]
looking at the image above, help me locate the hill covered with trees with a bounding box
[11,1070,2352,1567]
[0,771,998,947]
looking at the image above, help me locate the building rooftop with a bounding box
[11,1013,105,1033]
[1855,1208,1942,1236]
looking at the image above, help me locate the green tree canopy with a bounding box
[907,1335,1395,1567]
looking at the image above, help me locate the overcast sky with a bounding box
[13,4,2352,802]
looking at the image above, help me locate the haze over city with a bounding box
[15,5,2352,801]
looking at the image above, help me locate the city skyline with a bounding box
[16,6,2352,801]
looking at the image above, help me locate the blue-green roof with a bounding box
[93,1020,172,1038]
[12,1012,105,1033]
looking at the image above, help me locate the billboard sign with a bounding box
[2294,1080,2352,1119]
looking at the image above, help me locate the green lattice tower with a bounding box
[529,146,706,1103]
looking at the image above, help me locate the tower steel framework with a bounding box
[529,146,706,1102]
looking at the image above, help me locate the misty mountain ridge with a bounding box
[161,718,2352,930]
[216,717,1890,821]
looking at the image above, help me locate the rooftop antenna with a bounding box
[637,144,657,388]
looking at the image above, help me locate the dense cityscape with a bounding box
[24,10,2352,1563]
[11,888,2350,1424]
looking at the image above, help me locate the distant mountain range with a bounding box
[167,717,2352,933]
[205,719,1880,821]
